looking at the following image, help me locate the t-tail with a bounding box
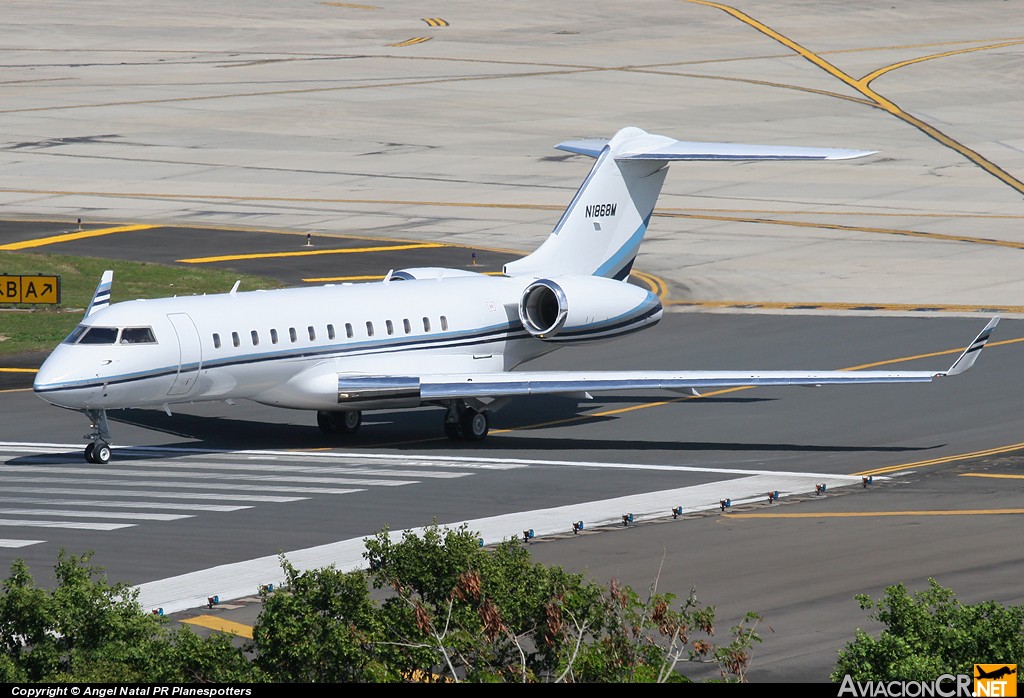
[503,126,876,280]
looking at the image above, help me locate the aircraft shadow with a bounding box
[81,406,943,459]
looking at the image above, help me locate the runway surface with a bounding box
[2,0,1024,684]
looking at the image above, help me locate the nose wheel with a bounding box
[85,441,111,464]
[82,408,113,464]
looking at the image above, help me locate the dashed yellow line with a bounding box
[667,300,1024,315]
[0,224,155,251]
[389,37,432,47]
[178,243,444,264]
[0,368,37,374]
[321,2,380,8]
[422,18,449,27]
[961,473,1024,481]
[656,210,1024,251]
[181,615,253,639]
[303,271,505,282]
[727,509,1024,519]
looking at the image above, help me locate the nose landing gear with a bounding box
[83,408,112,464]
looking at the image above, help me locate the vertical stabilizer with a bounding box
[502,127,876,280]
[85,270,113,317]
[503,128,671,281]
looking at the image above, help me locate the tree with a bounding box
[831,578,1024,681]
[2,529,764,683]
[255,521,764,682]
[0,550,253,682]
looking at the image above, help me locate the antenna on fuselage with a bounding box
[229,280,240,295]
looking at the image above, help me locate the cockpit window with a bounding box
[121,327,156,344]
[62,325,88,345]
[77,327,120,345]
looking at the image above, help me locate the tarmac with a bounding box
[3,0,1024,685]
[2,0,1023,314]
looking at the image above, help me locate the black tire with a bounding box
[84,443,96,463]
[317,410,336,435]
[460,409,489,441]
[340,410,362,434]
[94,443,111,464]
[444,420,463,440]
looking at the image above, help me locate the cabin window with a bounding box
[403,318,411,334]
[270,329,279,344]
[308,326,316,341]
[440,315,449,331]
[121,327,156,344]
[232,332,240,348]
[212,333,222,349]
[345,323,353,339]
[366,321,374,337]
[327,324,336,340]
[386,320,394,336]
[422,317,431,332]
[251,330,259,346]
[77,327,119,345]
[289,327,297,342]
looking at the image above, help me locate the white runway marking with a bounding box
[0,539,45,548]
[136,470,878,615]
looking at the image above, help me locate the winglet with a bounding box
[84,270,113,317]
[943,317,999,376]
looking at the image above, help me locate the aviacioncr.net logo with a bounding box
[974,664,1017,697]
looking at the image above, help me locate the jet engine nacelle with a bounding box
[518,276,662,343]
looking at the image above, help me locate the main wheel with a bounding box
[318,410,362,435]
[84,443,96,463]
[459,409,489,442]
[444,420,463,440]
[339,410,362,433]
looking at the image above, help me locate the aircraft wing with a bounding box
[414,317,999,400]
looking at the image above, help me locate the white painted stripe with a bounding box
[135,472,865,614]
[0,442,876,480]
[0,467,418,487]
[0,519,133,531]
[0,477,367,495]
[33,460,476,479]
[0,497,250,512]
[0,509,190,521]
[0,487,307,502]
[0,539,44,548]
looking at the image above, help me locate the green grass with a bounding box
[0,252,284,355]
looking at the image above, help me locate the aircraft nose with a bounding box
[32,347,92,407]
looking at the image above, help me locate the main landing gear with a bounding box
[317,409,362,435]
[83,408,112,464]
[444,400,489,442]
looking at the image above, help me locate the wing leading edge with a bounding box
[412,317,1000,400]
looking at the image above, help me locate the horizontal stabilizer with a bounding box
[556,128,876,162]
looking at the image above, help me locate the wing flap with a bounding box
[419,369,940,400]
[418,318,999,400]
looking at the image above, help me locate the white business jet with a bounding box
[32,127,999,464]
